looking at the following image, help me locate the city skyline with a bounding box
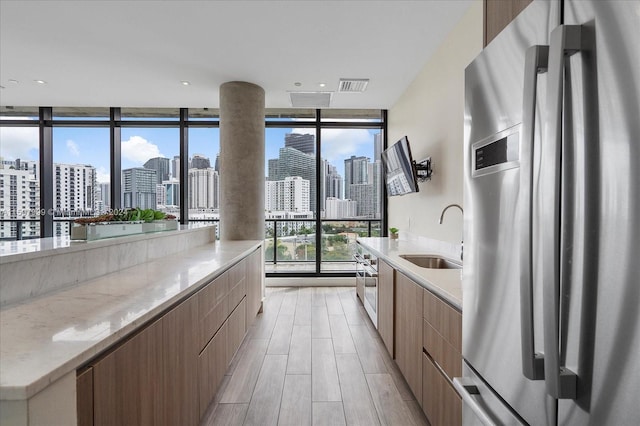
[1,125,378,184]
[1,127,382,221]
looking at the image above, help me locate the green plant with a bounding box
[389,227,399,234]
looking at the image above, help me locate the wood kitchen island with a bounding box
[0,225,263,426]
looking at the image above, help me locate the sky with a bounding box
[0,121,380,184]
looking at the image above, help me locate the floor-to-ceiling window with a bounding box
[264,109,385,276]
[187,109,220,234]
[120,108,180,219]
[51,108,111,236]
[0,107,385,276]
[0,107,40,240]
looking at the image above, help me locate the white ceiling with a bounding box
[0,0,473,110]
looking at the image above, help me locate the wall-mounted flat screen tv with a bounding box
[381,136,419,196]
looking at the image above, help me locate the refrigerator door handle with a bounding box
[453,377,498,426]
[542,24,581,400]
[519,44,548,381]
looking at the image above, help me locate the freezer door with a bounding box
[552,1,640,424]
[463,1,558,425]
[454,362,527,426]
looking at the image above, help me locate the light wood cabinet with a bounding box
[422,288,462,425]
[163,294,199,425]
[394,271,423,404]
[377,258,394,357]
[198,273,229,350]
[198,321,229,418]
[76,367,93,426]
[227,298,247,365]
[423,353,462,426]
[423,289,462,380]
[92,318,164,426]
[228,258,247,312]
[80,247,263,426]
[484,0,532,47]
[246,248,263,328]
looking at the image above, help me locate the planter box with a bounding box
[71,220,178,241]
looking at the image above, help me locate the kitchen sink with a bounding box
[399,254,462,269]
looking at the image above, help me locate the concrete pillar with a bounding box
[219,81,265,240]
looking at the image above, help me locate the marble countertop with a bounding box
[0,239,262,400]
[0,222,213,262]
[357,237,462,310]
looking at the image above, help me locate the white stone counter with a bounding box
[0,222,213,261]
[0,224,217,307]
[0,238,262,401]
[357,236,462,310]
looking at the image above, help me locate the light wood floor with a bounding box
[201,287,430,426]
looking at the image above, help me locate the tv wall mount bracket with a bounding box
[414,157,433,182]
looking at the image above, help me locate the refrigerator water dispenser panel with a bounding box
[472,126,520,177]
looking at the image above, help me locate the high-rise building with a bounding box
[265,176,310,213]
[190,154,211,170]
[143,157,170,185]
[349,183,375,217]
[320,160,343,213]
[285,133,315,154]
[344,155,370,200]
[343,154,381,218]
[268,147,316,212]
[374,132,383,162]
[122,167,157,209]
[324,197,357,219]
[214,154,220,173]
[54,163,96,214]
[163,179,180,207]
[0,163,39,239]
[171,155,180,179]
[96,182,110,214]
[1,159,98,237]
[188,168,219,209]
[156,184,167,206]
[369,161,382,218]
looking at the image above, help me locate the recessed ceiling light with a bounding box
[8,79,19,84]
[319,83,326,88]
[34,79,47,84]
[181,81,190,86]
[294,82,302,87]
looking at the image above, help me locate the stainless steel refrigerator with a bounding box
[457,1,640,424]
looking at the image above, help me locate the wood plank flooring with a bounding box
[201,287,429,426]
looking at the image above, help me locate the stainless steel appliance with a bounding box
[354,243,378,326]
[457,1,640,424]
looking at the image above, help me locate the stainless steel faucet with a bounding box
[439,204,464,261]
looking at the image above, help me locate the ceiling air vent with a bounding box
[289,92,333,108]
[337,78,369,93]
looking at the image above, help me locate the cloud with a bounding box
[292,128,374,163]
[66,140,80,157]
[0,119,39,161]
[121,135,164,165]
[96,166,110,183]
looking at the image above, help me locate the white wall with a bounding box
[387,0,482,244]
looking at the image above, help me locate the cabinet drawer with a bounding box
[199,273,229,312]
[227,297,247,365]
[228,260,246,293]
[228,277,246,312]
[423,289,461,353]
[199,280,230,350]
[77,367,93,426]
[198,321,229,419]
[423,319,462,380]
[422,353,462,426]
